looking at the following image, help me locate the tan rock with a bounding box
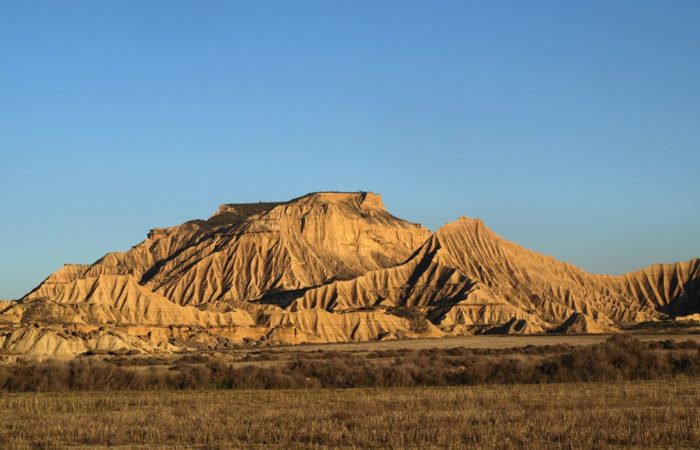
[1,191,698,357]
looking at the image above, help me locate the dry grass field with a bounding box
[0,379,698,449]
[1,335,699,449]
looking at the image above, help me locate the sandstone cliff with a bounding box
[1,191,697,358]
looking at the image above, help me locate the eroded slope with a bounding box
[1,191,698,358]
[283,217,700,334]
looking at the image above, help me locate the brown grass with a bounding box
[2,335,699,391]
[0,379,698,449]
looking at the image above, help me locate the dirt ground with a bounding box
[260,332,700,354]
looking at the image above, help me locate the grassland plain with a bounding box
[1,335,700,449]
[0,379,698,449]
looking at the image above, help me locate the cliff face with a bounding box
[1,191,698,358]
[288,216,699,334]
[23,192,430,307]
[142,192,431,306]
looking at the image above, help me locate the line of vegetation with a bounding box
[1,335,699,391]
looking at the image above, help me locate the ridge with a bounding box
[1,191,698,357]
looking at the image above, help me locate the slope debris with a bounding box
[1,191,698,358]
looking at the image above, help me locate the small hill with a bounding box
[553,312,615,334]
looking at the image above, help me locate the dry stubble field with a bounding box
[0,379,698,449]
[2,333,700,449]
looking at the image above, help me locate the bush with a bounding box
[0,336,699,391]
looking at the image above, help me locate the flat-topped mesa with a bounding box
[359,192,385,210]
[211,204,237,218]
[19,191,431,311]
[146,191,431,305]
[205,193,385,229]
[212,192,386,216]
[4,190,699,358]
[286,191,386,210]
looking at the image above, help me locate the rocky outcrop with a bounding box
[553,312,616,334]
[1,191,698,357]
[9,275,255,327]
[0,300,15,318]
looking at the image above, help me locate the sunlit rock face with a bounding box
[1,191,698,357]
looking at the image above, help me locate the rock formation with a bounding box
[1,191,697,358]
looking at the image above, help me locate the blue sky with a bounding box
[1,1,699,299]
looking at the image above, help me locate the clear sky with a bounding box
[1,1,699,299]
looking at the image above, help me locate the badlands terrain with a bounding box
[0,191,698,359]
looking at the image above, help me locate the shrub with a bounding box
[1,336,699,391]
